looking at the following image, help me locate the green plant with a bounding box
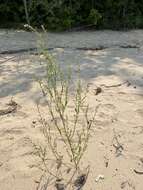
[37,52,96,189]
[87,9,102,25]
[1,0,143,30]
[26,26,97,189]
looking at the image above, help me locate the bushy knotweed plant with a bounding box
[26,26,97,190]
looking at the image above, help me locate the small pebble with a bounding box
[95,174,104,182]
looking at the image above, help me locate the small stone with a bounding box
[95,174,104,182]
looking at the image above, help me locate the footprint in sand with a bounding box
[98,103,117,118]
[136,109,143,118]
[0,129,24,137]
[95,104,117,129]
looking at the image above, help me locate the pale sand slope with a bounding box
[0,30,143,190]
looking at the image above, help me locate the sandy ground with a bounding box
[0,30,143,190]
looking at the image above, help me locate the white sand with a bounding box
[0,30,143,190]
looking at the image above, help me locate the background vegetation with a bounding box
[1,0,143,30]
